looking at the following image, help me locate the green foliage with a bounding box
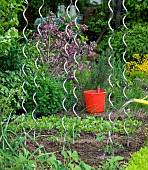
[61,150,92,170]
[7,115,142,137]
[103,142,124,155]
[0,57,76,117]
[0,137,92,170]
[0,35,24,71]
[98,156,124,170]
[0,147,37,170]
[0,68,66,116]
[96,133,106,142]
[0,0,24,71]
[0,148,92,170]
[125,0,148,26]
[0,33,75,117]
[0,70,24,117]
[88,0,109,35]
[24,61,65,115]
[0,108,145,169]
[98,24,148,61]
[125,147,148,170]
[88,0,148,34]
[0,0,24,34]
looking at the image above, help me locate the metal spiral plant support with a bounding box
[122,0,130,147]
[32,1,44,140]
[72,0,81,144]
[62,1,72,150]
[106,0,115,156]
[39,0,46,69]
[46,13,51,69]
[22,0,28,116]
[22,0,29,145]
[73,0,80,118]
[22,1,48,160]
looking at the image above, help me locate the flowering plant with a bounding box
[127,54,148,79]
[32,13,96,79]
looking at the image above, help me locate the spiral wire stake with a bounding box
[22,0,29,145]
[62,1,73,150]
[46,12,51,70]
[72,0,81,144]
[38,0,46,81]
[122,0,130,147]
[39,0,45,65]
[106,0,115,156]
[31,1,49,164]
[62,58,69,151]
[32,0,45,140]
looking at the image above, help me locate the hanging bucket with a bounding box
[84,89,106,114]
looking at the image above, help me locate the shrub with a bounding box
[88,0,109,35]
[0,60,74,117]
[87,0,148,38]
[0,0,24,71]
[24,66,65,115]
[0,70,24,117]
[98,23,148,61]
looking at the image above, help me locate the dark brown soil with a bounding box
[25,110,148,168]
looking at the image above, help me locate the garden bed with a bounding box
[23,110,148,168]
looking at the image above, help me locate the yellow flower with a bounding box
[127,54,148,76]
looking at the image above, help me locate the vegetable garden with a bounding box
[0,0,148,169]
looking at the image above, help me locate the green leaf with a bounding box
[38,155,45,164]
[18,152,27,163]
[52,160,60,170]
[72,151,79,162]
[73,166,82,170]
[60,166,68,170]
[61,151,69,158]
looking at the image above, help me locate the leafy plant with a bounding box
[24,64,66,115]
[98,23,148,61]
[96,133,106,142]
[98,156,124,170]
[125,0,148,26]
[0,0,24,71]
[0,137,92,170]
[7,115,142,137]
[61,150,92,170]
[87,0,109,36]
[0,70,24,117]
[87,0,148,43]
[125,147,148,170]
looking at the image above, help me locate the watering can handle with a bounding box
[133,99,148,105]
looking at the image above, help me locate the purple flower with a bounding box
[32,12,96,79]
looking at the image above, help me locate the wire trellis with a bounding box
[106,0,116,156]
[2,0,143,168]
[22,0,130,155]
[122,0,130,147]
[62,0,73,151]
